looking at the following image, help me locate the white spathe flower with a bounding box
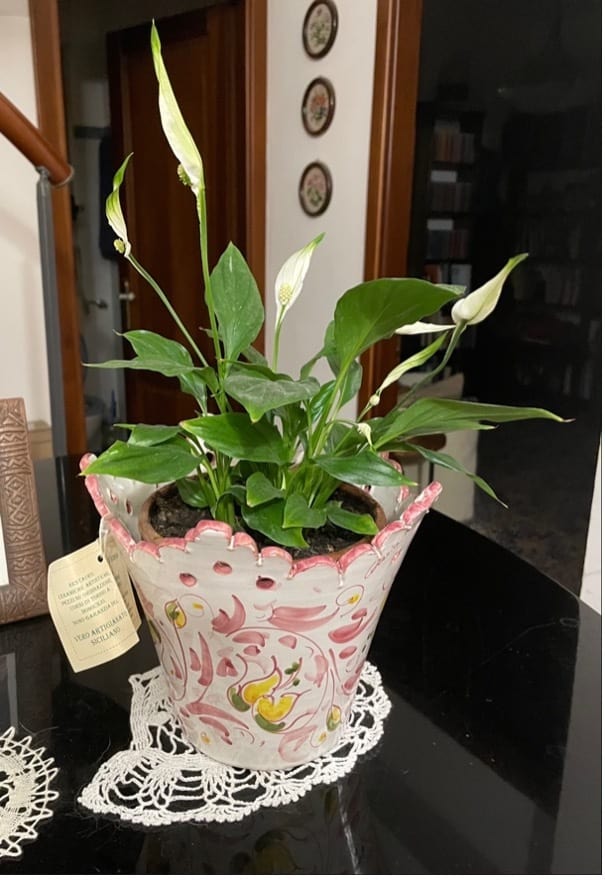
[274,234,324,321]
[451,254,528,325]
[356,422,373,446]
[106,153,133,257]
[396,320,455,335]
[151,22,203,192]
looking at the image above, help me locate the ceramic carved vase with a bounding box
[82,454,441,770]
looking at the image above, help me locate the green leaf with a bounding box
[325,422,361,454]
[241,499,307,548]
[82,440,198,483]
[372,399,567,449]
[217,485,246,505]
[310,381,335,421]
[179,371,207,407]
[124,329,194,364]
[224,365,319,422]
[326,502,378,536]
[210,243,264,361]
[277,403,307,445]
[283,494,326,529]
[301,320,338,378]
[242,344,268,366]
[178,366,219,410]
[126,424,181,446]
[246,473,284,507]
[315,449,413,487]
[342,360,363,405]
[373,333,447,400]
[310,361,362,421]
[404,442,505,505]
[333,278,457,366]
[176,475,213,508]
[88,330,197,378]
[182,414,291,464]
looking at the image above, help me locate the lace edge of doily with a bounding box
[0,727,60,860]
[77,662,392,827]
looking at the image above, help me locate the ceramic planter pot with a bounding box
[82,454,441,770]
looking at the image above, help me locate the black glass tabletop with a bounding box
[0,456,599,874]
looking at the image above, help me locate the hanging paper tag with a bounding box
[47,540,140,672]
[101,530,141,631]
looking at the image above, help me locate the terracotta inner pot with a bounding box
[138,481,387,561]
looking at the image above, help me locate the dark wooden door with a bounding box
[107,6,247,425]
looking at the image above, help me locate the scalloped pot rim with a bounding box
[80,453,442,578]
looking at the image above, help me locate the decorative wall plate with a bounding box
[302,0,338,59]
[299,161,332,217]
[302,77,335,136]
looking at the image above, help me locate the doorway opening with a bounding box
[56,0,265,446]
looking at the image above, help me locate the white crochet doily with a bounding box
[79,662,391,826]
[0,727,59,860]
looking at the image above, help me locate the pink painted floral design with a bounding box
[81,453,441,769]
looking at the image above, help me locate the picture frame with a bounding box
[302,0,338,59]
[299,161,333,216]
[0,398,47,625]
[301,77,336,136]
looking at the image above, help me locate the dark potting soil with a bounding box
[149,485,211,537]
[148,485,374,558]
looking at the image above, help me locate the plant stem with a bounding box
[196,188,227,411]
[197,459,219,498]
[127,255,209,367]
[310,366,349,457]
[272,306,286,372]
[397,323,466,409]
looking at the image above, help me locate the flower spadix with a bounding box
[274,234,324,322]
[106,153,132,257]
[150,21,203,193]
[451,254,528,325]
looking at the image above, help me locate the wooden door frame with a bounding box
[28,0,267,448]
[361,0,423,416]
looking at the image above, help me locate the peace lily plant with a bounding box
[83,23,565,552]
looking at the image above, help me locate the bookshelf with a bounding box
[406,101,485,376]
[477,104,601,408]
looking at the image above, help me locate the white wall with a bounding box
[581,441,601,613]
[0,2,51,425]
[265,0,377,418]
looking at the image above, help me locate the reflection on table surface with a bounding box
[0,456,598,874]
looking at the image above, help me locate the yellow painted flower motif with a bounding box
[326,706,341,731]
[318,732,327,743]
[241,670,280,707]
[347,593,361,605]
[256,694,297,724]
[165,600,187,628]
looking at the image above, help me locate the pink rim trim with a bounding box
[80,454,442,577]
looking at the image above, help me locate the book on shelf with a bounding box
[423,262,472,290]
[432,119,476,164]
[426,218,470,260]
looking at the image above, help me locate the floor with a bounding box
[466,414,601,595]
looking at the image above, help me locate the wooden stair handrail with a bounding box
[0,91,72,186]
